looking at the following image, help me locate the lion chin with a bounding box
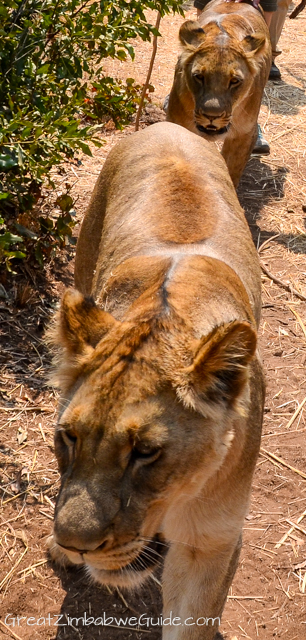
[195,123,230,138]
[87,564,155,589]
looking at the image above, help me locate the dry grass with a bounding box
[1,4,306,640]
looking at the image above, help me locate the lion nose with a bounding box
[200,97,226,119]
[53,484,119,553]
[54,526,113,553]
[54,499,114,553]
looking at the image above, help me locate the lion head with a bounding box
[169,17,268,139]
[48,286,256,588]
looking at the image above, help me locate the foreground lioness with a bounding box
[49,122,264,639]
[166,0,272,186]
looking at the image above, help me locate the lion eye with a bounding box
[60,429,77,448]
[132,443,161,462]
[230,77,241,87]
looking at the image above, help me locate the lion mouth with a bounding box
[87,536,167,588]
[196,124,230,136]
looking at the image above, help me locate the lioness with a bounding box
[166,0,272,186]
[48,122,264,639]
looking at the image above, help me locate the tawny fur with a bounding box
[166,0,272,187]
[48,122,265,640]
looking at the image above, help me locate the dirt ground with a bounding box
[1,2,306,640]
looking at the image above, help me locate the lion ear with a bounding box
[241,33,266,55]
[182,321,257,410]
[53,288,119,355]
[179,20,205,48]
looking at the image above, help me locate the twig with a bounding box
[39,422,46,441]
[116,587,130,609]
[285,520,306,537]
[258,233,281,253]
[272,124,301,142]
[273,569,292,600]
[39,509,53,520]
[7,382,22,397]
[44,495,55,509]
[115,587,142,616]
[259,451,282,469]
[0,406,54,412]
[285,396,306,430]
[31,449,38,472]
[98,624,151,632]
[0,544,28,590]
[249,542,277,555]
[234,597,254,619]
[0,506,26,527]
[135,12,161,131]
[18,559,48,576]
[260,448,306,479]
[275,509,306,548]
[2,489,30,505]
[227,595,264,600]
[0,619,23,640]
[288,306,306,340]
[260,261,306,301]
[271,599,287,620]
[294,560,306,570]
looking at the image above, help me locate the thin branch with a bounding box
[260,261,306,301]
[135,12,161,131]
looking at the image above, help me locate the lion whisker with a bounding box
[141,545,164,561]
[140,537,170,550]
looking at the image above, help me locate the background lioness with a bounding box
[49,122,265,639]
[166,0,272,187]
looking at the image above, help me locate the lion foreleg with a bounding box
[221,126,258,188]
[162,536,242,639]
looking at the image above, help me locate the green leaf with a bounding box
[0,154,18,170]
[0,231,23,245]
[77,141,92,156]
[36,64,50,75]
[14,223,38,240]
[8,250,26,259]
[55,194,73,212]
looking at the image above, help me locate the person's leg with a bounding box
[252,124,270,156]
[194,0,209,17]
[263,10,273,25]
[260,0,278,25]
[252,0,276,154]
[269,0,291,67]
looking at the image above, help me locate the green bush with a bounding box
[0,0,183,269]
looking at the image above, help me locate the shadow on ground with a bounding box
[264,79,306,115]
[239,156,306,255]
[51,561,163,640]
[239,156,287,227]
